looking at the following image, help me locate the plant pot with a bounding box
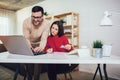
[93,48,103,58]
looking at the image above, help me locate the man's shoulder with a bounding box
[23,17,32,29]
[42,19,51,29]
[24,17,31,23]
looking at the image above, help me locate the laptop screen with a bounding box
[0,35,34,56]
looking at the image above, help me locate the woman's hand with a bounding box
[47,48,53,53]
[64,44,72,50]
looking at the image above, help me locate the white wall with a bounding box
[16,0,120,79]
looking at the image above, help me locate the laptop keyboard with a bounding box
[33,51,47,56]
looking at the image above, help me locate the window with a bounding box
[0,17,9,35]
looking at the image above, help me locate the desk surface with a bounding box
[0,52,120,64]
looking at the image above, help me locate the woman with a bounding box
[45,20,73,80]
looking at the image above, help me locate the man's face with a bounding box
[31,11,43,27]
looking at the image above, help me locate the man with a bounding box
[23,6,50,80]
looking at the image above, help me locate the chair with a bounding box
[57,64,78,80]
[0,44,7,53]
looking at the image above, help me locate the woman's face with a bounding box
[51,24,59,36]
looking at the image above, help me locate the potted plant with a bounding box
[60,19,66,26]
[92,40,103,58]
[44,12,48,16]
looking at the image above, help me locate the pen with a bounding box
[48,45,51,49]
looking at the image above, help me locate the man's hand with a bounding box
[33,46,44,52]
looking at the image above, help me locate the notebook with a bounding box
[0,35,46,56]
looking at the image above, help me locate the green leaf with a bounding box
[93,40,103,48]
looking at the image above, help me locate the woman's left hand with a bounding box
[64,44,71,50]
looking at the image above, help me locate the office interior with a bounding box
[0,0,120,79]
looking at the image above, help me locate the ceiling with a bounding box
[0,0,45,11]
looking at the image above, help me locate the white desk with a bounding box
[0,52,120,64]
[0,52,120,80]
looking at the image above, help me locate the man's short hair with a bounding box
[32,6,44,15]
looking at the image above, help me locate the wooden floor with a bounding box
[0,65,117,80]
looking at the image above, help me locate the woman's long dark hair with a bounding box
[50,20,64,37]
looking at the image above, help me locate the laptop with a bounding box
[0,35,46,56]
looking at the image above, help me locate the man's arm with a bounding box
[40,23,50,50]
[34,22,50,52]
[40,29,49,49]
[23,20,32,48]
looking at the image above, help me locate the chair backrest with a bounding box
[0,44,7,53]
[57,64,78,74]
[57,64,78,80]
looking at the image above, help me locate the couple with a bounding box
[23,6,73,80]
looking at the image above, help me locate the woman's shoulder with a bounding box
[48,36,51,38]
[61,34,67,38]
[48,36,53,39]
